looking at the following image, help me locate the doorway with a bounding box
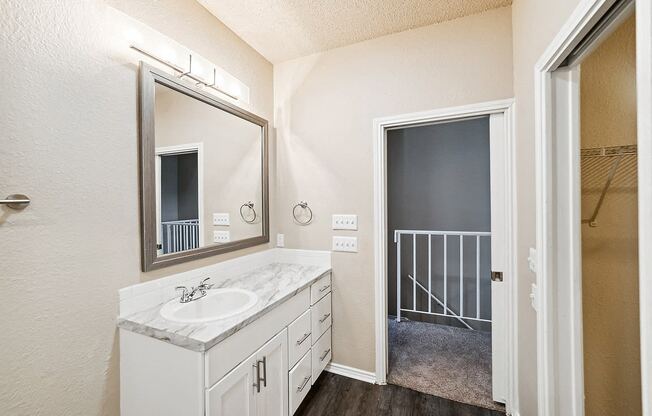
[534,0,651,414]
[580,11,640,416]
[386,117,498,410]
[155,143,204,255]
[373,100,517,414]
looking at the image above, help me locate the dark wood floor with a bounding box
[295,372,506,416]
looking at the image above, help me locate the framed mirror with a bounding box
[139,62,269,271]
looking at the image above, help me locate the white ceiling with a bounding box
[197,0,512,63]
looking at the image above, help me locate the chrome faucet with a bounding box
[176,277,213,303]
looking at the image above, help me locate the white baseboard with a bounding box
[324,362,376,384]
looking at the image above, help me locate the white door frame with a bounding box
[534,0,652,414]
[372,98,518,413]
[155,142,205,249]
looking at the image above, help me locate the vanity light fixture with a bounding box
[129,44,241,101]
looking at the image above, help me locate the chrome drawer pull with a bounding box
[297,376,311,392]
[252,356,267,393]
[319,313,331,323]
[259,356,267,387]
[252,362,261,393]
[319,284,330,292]
[320,348,331,361]
[296,332,311,345]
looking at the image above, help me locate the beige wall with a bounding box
[580,14,641,416]
[155,84,264,244]
[0,1,273,415]
[511,0,583,413]
[3,1,636,415]
[274,7,514,373]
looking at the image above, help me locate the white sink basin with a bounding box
[160,288,258,324]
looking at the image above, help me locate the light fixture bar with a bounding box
[129,45,239,100]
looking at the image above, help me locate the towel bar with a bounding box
[0,194,30,210]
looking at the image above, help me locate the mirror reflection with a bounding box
[153,82,264,256]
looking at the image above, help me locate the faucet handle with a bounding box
[175,286,190,303]
[198,277,213,289]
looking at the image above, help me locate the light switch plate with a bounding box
[528,247,537,273]
[332,214,358,230]
[332,236,358,252]
[530,283,538,312]
[213,213,230,226]
[213,230,230,243]
[276,233,285,248]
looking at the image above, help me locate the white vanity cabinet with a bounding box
[287,273,332,414]
[120,272,332,416]
[208,329,288,416]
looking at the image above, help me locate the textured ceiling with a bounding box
[197,0,512,63]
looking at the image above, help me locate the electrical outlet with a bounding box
[213,230,230,243]
[277,233,285,248]
[213,213,230,226]
[332,214,358,230]
[332,236,358,253]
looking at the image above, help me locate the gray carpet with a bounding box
[388,319,505,411]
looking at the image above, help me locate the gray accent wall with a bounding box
[387,116,491,330]
[160,153,199,222]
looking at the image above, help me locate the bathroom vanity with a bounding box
[122,62,333,415]
[118,249,332,416]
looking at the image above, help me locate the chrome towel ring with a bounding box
[293,201,313,225]
[240,201,257,224]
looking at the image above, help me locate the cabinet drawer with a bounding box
[288,309,312,368]
[310,273,331,305]
[311,293,331,341]
[311,328,332,383]
[289,351,312,415]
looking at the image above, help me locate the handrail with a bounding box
[394,229,491,241]
[395,230,492,327]
[162,219,200,254]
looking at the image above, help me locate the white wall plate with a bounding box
[213,230,230,243]
[213,213,230,226]
[332,214,357,230]
[332,236,358,252]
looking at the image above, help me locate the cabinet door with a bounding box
[255,329,288,416]
[207,354,256,416]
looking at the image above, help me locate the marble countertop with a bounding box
[117,262,331,352]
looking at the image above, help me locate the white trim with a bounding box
[155,142,205,247]
[532,1,649,414]
[324,363,376,384]
[637,0,652,412]
[372,98,518,414]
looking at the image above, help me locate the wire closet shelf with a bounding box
[581,144,637,227]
